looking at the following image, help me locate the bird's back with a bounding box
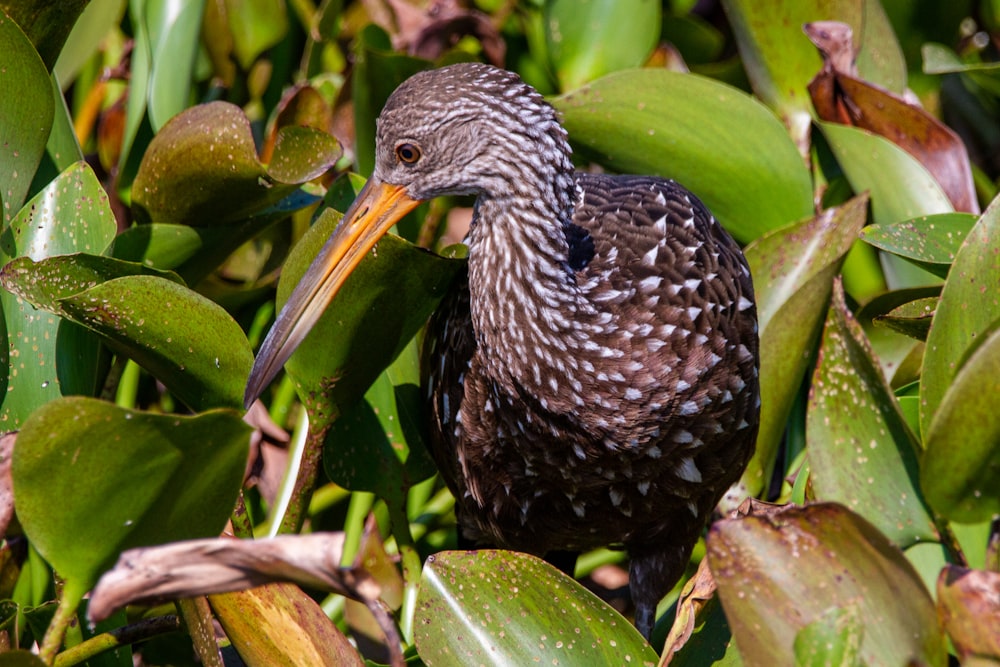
[422,172,759,557]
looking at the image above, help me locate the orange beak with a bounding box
[244,179,421,408]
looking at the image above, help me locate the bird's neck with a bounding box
[466,173,595,411]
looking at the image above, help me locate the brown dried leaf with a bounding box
[243,400,290,504]
[937,565,1000,660]
[805,22,978,214]
[89,532,379,622]
[661,558,717,664]
[384,0,505,65]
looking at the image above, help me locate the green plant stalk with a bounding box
[53,615,181,667]
[177,597,223,667]
[113,359,142,409]
[38,583,85,665]
[340,491,376,566]
[386,496,422,645]
[230,489,254,539]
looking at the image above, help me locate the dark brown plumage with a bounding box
[246,63,760,639]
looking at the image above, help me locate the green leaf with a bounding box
[279,207,463,423]
[819,122,953,226]
[807,279,938,548]
[210,583,361,667]
[131,101,338,226]
[324,338,437,497]
[739,195,869,499]
[919,196,1000,441]
[0,0,89,71]
[224,0,288,70]
[921,324,1000,522]
[0,11,55,224]
[793,606,866,667]
[873,296,937,341]
[52,0,128,87]
[414,550,657,665]
[107,223,207,271]
[56,276,253,411]
[922,42,1000,74]
[722,0,906,124]
[554,69,813,243]
[0,650,48,667]
[707,503,946,666]
[0,162,117,428]
[859,213,978,279]
[145,0,206,131]
[351,25,430,177]
[544,0,660,91]
[12,396,249,589]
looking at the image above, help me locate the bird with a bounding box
[244,62,760,640]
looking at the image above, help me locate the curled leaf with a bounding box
[89,532,379,621]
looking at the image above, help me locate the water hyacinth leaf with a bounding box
[324,338,437,498]
[0,12,55,224]
[145,0,206,132]
[922,42,1000,74]
[131,102,338,226]
[57,276,253,411]
[12,396,249,590]
[738,195,869,499]
[936,565,1000,661]
[0,162,117,427]
[792,606,865,667]
[223,0,289,71]
[108,223,207,271]
[873,297,938,341]
[920,196,1000,441]
[707,504,945,666]
[0,254,183,314]
[52,0,127,87]
[278,207,463,423]
[819,122,953,226]
[210,584,363,667]
[721,0,904,150]
[807,280,938,547]
[414,550,657,665]
[0,0,88,71]
[921,324,1000,522]
[544,0,660,91]
[554,69,812,243]
[859,213,978,279]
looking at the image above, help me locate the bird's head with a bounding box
[244,63,568,406]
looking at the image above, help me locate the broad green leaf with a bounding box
[920,196,1000,441]
[414,550,657,666]
[721,0,905,147]
[793,606,865,667]
[131,102,338,226]
[859,213,978,278]
[108,223,207,270]
[873,296,937,341]
[118,0,152,183]
[921,325,1000,522]
[0,162,116,428]
[210,583,362,667]
[324,338,437,497]
[145,0,206,131]
[0,254,183,310]
[819,122,953,226]
[279,207,463,424]
[554,70,813,243]
[739,195,869,499]
[807,279,938,548]
[13,396,249,590]
[0,0,88,71]
[44,74,85,173]
[544,0,660,91]
[52,0,127,87]
[0,650,48,667]
[0,12,54,224]
[351,25,431,177]
[936,565,1000,662]
[708,503,946,666]
[922,42,1000,74]
[224,0,288,71]
[56,276,253,411]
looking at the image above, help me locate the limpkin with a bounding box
[245,63,760,639]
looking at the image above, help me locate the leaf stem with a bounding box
[386,496,422,645]
[53,615,181,667]
[38,583,84,665]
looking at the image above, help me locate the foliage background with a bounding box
[0,0,998,665]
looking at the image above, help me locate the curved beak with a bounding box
[244,179,421,408]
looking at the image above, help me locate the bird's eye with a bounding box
[395,143,422,164]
